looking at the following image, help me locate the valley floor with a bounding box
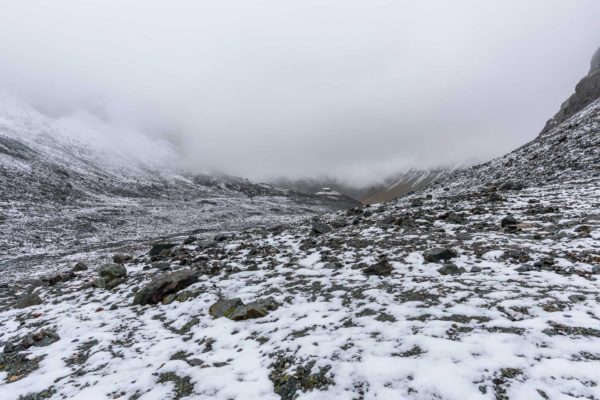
[1,178,600,399]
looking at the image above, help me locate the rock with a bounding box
[152,262,171,271]
[498,181,525,191]
[488,193,503,202]
[437,264,465,275]
[15,293,42,309]
[363,260,393,276]
[183,236,197,245]
[149,243,176,257]
[196,240,217,250]
[592,265,600,274]
[311,220,332,235]
[568,294,586,303]
[423,248,457,263]
[515,265,533,273]
[470,266,482,273]
[209,297,279,320]
[4,330,60,354]
[113,253,132,264]
[72,262,88,272]
[95,263,127,289]
[456,232,472,241]
[209,298,244,318]
[214,234,231,242]
[229,298,279,321]
[501,215,518,227]
[133,270,200,305]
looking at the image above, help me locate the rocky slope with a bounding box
[0,51,599,399]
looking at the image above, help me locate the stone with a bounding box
[501,215,518,227]
[498,181,525,191]
[95,263,127,290]
[209,297,279,320]
[437,264,465,275]
[470,266,482,273]
[568,294,586,303]
[113,253,132,264]
[15,293,42,309]
[488,193,503,202]
[72,262,88,272]
[183,236,197,245]
[311,220,332,235]
[149,243,176,257]
[133,270,200,305]
[423,248,457,263]
[363,260,393,276]
[592,265,600,274]
[209,298,244,318]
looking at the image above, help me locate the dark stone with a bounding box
[95,263,127,289]
[183,236,197,245]
[498,181,525,191]
[437,264,465,275]
[363,260,393,276]
[501,215,518,227]
[209,297,279,320]
[488,193,503,202]
[149,243,176,257]
[424,248,457,263]
[133,270,200,305]
[112,253,132,264]
[311,220,332,235]
[72,262,88,272]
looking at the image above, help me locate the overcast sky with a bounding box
[1,1,599,185]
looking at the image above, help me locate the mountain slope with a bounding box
[0,96,360,269]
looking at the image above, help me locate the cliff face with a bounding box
[541,48,600,135]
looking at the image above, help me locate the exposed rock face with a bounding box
[541,48,600,135]
[133,270,200,305]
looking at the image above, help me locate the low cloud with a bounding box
[1,0,599,185]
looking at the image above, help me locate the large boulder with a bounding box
[134,270,200,305]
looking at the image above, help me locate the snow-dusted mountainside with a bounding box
[1,51,600,400]
[274,169,452,205]
[0,96,360,272]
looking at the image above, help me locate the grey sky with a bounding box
[1,1,599,185]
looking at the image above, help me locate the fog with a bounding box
[1,1,599,186]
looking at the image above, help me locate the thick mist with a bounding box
[1,0,599,186]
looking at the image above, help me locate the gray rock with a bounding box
[592,265,600,274]
[95,263,127,289]
[133,270,200,305]
[209,297,279,320]
[363,260,393,276]
[424,248,457,263]
[498,181,525,191]
[72,262,88,272]
[437,264,465,275]
[470,266,482,273]
[501,215,518,227]
[15,293,42,309]
[149,243,176,257]
[209,298,244,318]
[183,236,197,245]
[113,253,132,264]
[568,294,586,303]
[311,220,332,235]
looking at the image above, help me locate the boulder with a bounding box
[183,236,197,245]
[209,297,279,320]
[501,215,518,227]
[437,264,465,275]
[134,270,200,305]
[311,221,332,235]
[424,248,457,263]
[95,263,127,289]
[149,243,176,257]
[113,253,132,264]
[363,260,393,276]
[72,262,88,272]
